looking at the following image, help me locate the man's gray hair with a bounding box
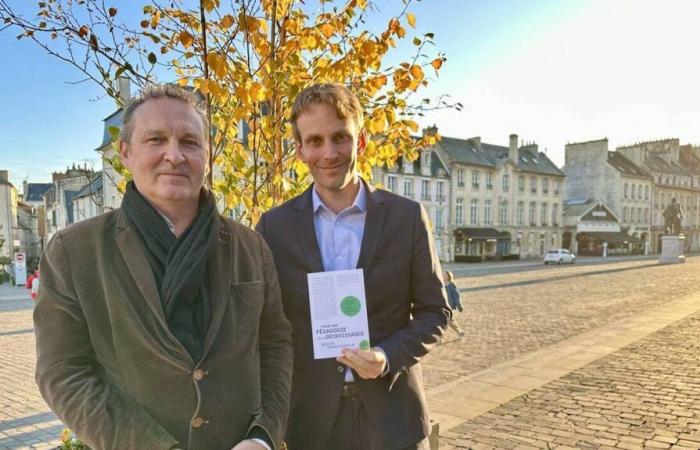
[119,84,209,144]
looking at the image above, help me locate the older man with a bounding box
[34,84,292,450]
[257,83,450,450]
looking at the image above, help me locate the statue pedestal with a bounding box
[660,235,685,264]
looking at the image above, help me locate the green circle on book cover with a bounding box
[340,295,361,317]
[359,340,370,350]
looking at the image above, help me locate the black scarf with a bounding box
[121,181,217,362]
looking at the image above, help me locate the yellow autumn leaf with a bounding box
[179,30,193,48]
[409,65,424,80]
[220,14,234,29]
[406,13,416,28]
[319,23,333,39]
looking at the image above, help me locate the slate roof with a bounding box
[644,155,689,176]
[25,183,53,202]
[394,149,449,177]
[437,136,564,177]
[563,199,598,218]
[607,152,650,178]
[73,173,103,200]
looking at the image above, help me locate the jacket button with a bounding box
[337,365,345,373]
[193,369,206,381]
[191,417,205,428]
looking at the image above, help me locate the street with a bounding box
[1,257,700,449]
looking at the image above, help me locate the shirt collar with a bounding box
[312,180,367,215]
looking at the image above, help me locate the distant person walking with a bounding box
[444,271,465,337]
[30,270,40,301]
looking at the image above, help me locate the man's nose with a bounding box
[321,141,339,160]
[162,140,185,165]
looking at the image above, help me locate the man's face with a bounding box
[295,102,365,195]
[120,97,207,210]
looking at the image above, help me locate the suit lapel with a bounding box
[356,182,386,271]
[295,186,325,273]
[202,216,232,357]
[114,211,193,364]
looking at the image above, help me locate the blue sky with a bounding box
[1,0,699,190]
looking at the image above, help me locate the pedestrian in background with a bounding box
[30,270,40,301]
[444,271,466,337]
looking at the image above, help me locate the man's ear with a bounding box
[295,140,307,163]
[119,140,131,169]
[357,129,368,156]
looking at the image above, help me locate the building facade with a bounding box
[564,139,653,254]
[72,174,104,224]
[616,139,700,252]
[0,171,18,260]
[434,133,565,261]
[44,166,94,240]
[372,144,452,261]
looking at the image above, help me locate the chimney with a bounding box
[422,125,438,137]
[468,136,481,149]
[509,134,518,164]
[116,76,131,106]
[0,170,8,181]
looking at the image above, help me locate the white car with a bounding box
[544,248,576,265]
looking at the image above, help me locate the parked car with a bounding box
[544,248,576,265]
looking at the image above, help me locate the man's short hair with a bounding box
[291,83,364,141]
[119,83,209,145]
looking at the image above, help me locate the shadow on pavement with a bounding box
[462,261,659,293]
[0,327,34,337]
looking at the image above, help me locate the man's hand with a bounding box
[231,439,267,450]
[336,347,387,379]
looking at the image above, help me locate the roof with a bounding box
[607,152,650,178]
[73,174,103,200]
[97,109,124,149]
[453,227,511,240]
[394,149,449,178]
[563,199,598,217]
[437,136,564,177]
[580,231,642,244]
[644,155,690,177]
[25,183,52,202]
[563,199,619,222]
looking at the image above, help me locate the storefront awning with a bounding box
[454,227,511,240]
[580,231,643,244]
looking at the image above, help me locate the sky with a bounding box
[1,0,699,191]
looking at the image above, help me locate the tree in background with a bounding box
[1,0,459,224]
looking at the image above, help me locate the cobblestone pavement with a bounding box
[2,258,700,449]
[422,258,700,388]
[440,310,700,450]
[0,286,60,450]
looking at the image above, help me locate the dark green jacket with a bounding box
[34,209,293,450]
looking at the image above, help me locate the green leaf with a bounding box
[147,52,157,64]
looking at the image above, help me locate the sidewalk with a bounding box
[433,290,700,449]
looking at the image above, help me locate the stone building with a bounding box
[72,173,104,224]
[372,143,452,261]
[44,165,94,240]
[433,133,565,261]
[616,139,700,252]
[0,170,18,259]
[564,138,653,254]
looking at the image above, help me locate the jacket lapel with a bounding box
[201,216,232,357]
[114,211,193,364]
[356,182,386,271]
[295,186,325,273]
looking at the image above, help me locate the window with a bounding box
[552,203,559,226]
[530,177,537,194]
[517,201,524,226]
[435,209,444,231]
[484,200,492,225]
[456,198,464,225]
[421,151,431,170]
[470,199,478,225]
[637,207,642,223]
[486,172,493,189]
[542,178,549,194]
[623,207,628,222]
[404,179,413,198]
[529,202,536,225]
[457,169,465,187]
[624,183,629,199]
[436,181,445,202]
[421,180,430,201]
[644,208,649,224]
[518,175,525,192]
[499,200,508,225]
[540,203,548,226]
[387,176,397,193]
[631,184,636,199]
[645,185,649,200]
[554,180,561,195]
[472,170,480,189]
[502,174,510,192]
